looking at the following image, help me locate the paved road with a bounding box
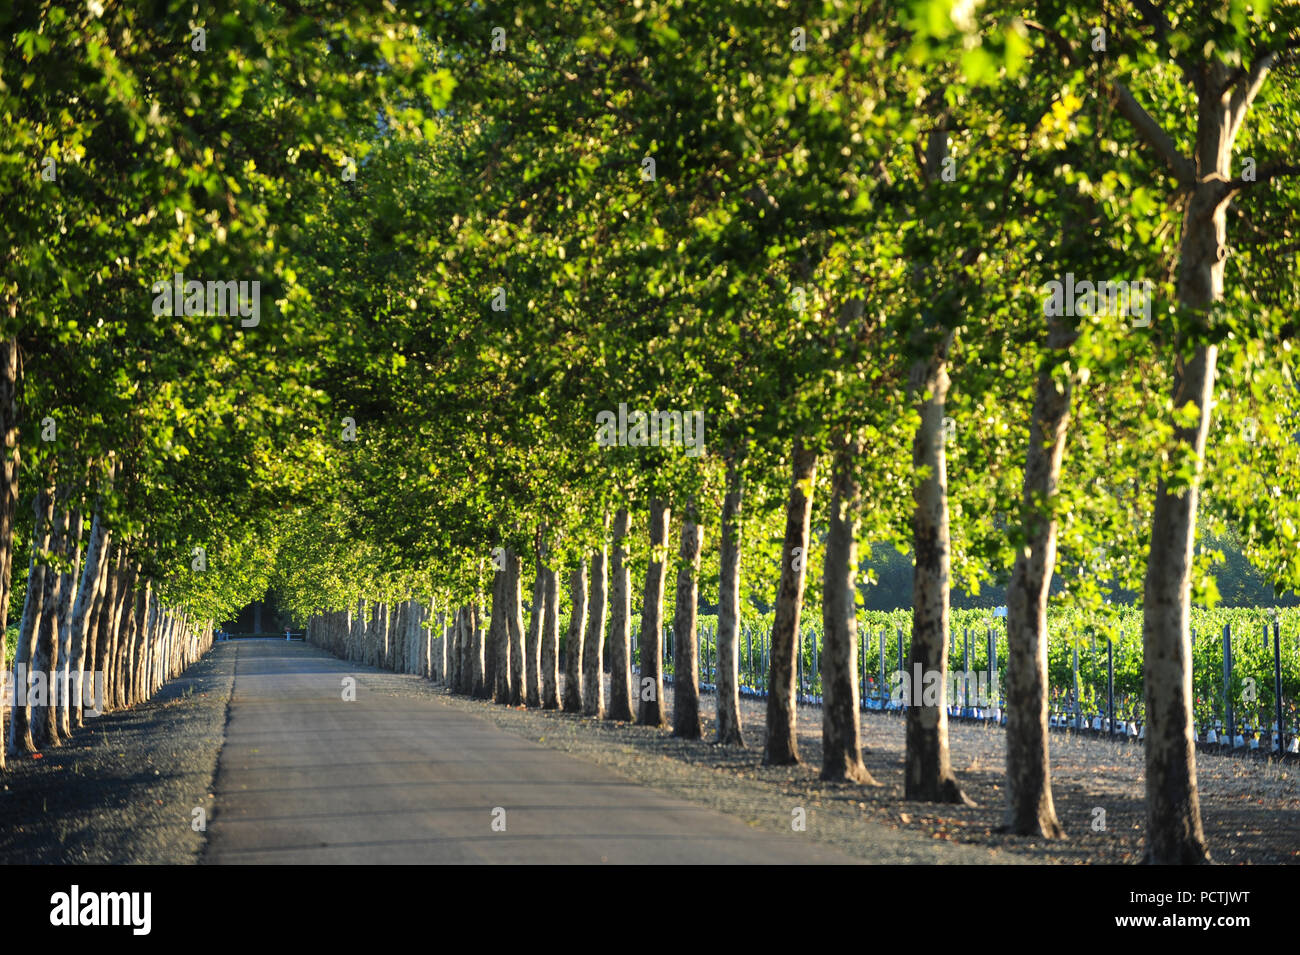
[204,641,858,864]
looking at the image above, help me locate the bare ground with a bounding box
[394,672,1299,865]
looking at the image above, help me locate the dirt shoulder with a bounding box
[0,643,236,864]
[379,672,1298,865]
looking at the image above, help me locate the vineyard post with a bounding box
[987,627,996,718]
[1223,623,1234,746]
[961,628,969,715]
[708,622,714,684]
[878,630,886,707]
[859,624,866,705]
[1107,638,1115,739]
[1273,617,1284,755]
[1072,642,1080,727]
[897,626,904,705]
[811,628,818,697]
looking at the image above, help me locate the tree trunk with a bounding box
[435,608,447,683]
[78,528,112,726]
[562,560,588,713]
[525,551,545,707]
[54,508,84,736]
[392,601,405,673]
[453,603,469,693]
[470,600,489,699]
[763,443,816,765]
[506,550,526,705]
[138,585,157,704]
[1004,317,1072,837]
[606,508,635,722]
[12,488,53,752]
[0,337,18,769]
[491,556,511,704]
[905,347,971,804]
[582,541,607,718]
[715,459,745,746]
[92,547,122,715]
[637,500,670,728]
[112,558,138,711]
[459,603,474,694]
[126,577,148,707]
[541,563,561,709]
[1136,66,1250,864]
[821,434,876,784]
[417,598,430,677]
[672,515,703,740]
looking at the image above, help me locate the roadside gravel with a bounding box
[367,671,1021,863]
[0,643,236,864]
[373,669,1299,864]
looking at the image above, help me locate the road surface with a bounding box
[204,641,857,864]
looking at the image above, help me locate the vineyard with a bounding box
[655,608,1294,748]
[634,606,1300,749]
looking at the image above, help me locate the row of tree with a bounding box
[5,1,1300,866]
[0,2,444,761]
[284,0,1300,866]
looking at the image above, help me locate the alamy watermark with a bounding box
[3,666,105,715]
[888,664,1000,709]
[595,403,704,457]
[151,271,260,327]
[1042,273,1153,327]
[50,885,150,935]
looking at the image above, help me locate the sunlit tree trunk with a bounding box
[471,600,489,699]
[672,514,703,740]
[637,500,670,728]
[1140,77,1236,863]
[715,459,744,745]
[821,433,876,784]
[92,547,122,717]
[32,508,67,744]
[76,524,112,728]
[1004,316,1071,837]
[12,488,53,753]
[112,558,139,711]
[582,539,607,718]
[506,550,526,705]
[525,551,545,707]
[606,508,635,722]
[764,443,816,766]
[562,560,588,713]
[905,344,970,804]
[435,607,447,684]
[491,557,511,703]
[541,563,561,709]
[54,508,83,736]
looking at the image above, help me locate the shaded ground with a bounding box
[2,640,1292,864]
[402,670,1299,865]
[0,644,235,864]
